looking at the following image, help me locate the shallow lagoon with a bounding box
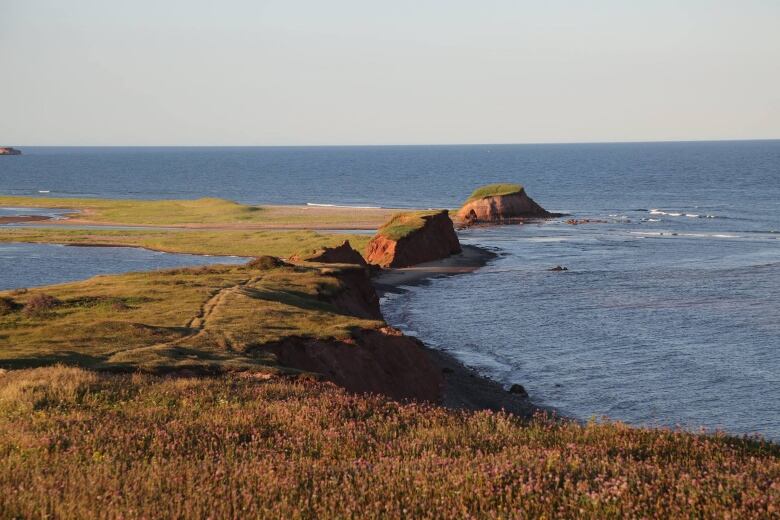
[0,243,246,291]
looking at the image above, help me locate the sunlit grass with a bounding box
[465,183,523,202]
[0,195,399,227]
[376,210,440,241]
[0,262,381,373]
[0,228,371,257]
[0,366,777,519]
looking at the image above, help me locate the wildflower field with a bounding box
[1,366,777,519]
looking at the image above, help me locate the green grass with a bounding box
[0,263,380,373]
[465,183,524,202]
[0,366,777,519]
[0,196,265,225]
[376,210,440,241]
[0,195,400,227]
[0,228,371,258]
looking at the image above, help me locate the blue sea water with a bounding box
[1,141,779,439]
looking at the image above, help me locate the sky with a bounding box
[1,0,779,146]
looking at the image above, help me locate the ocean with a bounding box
[1,141,779,439]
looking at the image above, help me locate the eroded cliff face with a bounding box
[290,240,367,266]
[265,327,442,402]
[262,266,441,402]
[457,190,552,224]
[365,211,462,268]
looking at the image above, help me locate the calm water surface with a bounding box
[1,142,779,438]
[0,243,246,291]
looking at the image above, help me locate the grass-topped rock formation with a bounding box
[457,183,555,224]
[365,210,461,268]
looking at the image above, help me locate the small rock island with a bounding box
[457,183,555,224]
[365,210,461,267]
[0,147,22,155]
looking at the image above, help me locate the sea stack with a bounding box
[0,147,21,156]
[365,210,461,268]
[457,183,554,224]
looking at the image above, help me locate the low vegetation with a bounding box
[2,196,778,517]
[0,366,777,519]
[376,210,440,241]
[465,183,524,202]
[0,228,371,258]
[0,262,380,373]
[0,195,398,228]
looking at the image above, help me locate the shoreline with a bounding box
[0,215,53,225]
[372,244,543,418]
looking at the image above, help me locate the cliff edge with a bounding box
[0,147,21,156]
[365,210,461,268]
[457,183,555,224]
[290,240,367,266]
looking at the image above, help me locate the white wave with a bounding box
[38,190,50,193]
[307,202,382,209]
[649,209,682,217]
[649,208,718,219]
[630,231,741,239]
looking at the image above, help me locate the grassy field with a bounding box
[0,195,399,228]
[0,262,380,373]
[376,210,440,241]
[0,228,371,258]
[465,183,524,202]
[0,366,777,519]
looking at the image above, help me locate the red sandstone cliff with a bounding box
[262,266,442,402]
[365,210,462,268]
[0,147,21,156]
[457,189,553,224]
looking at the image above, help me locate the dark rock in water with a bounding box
[0,147,22,156]
[509,384,528,397]
[566,218,608,225]
[441,367,454,374]
[549,265,568,271]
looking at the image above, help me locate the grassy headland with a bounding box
[0,195,399,229]
[465,183,523,202]
[0,262,379,373]
[0,228,371,258]
[0,366,777,519]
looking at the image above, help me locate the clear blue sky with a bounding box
[2,0,779,145]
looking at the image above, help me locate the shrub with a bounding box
[247,255,285,270]
[0,297,21,316]
[22,294,61,317]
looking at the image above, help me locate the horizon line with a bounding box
[6,137,780,148]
